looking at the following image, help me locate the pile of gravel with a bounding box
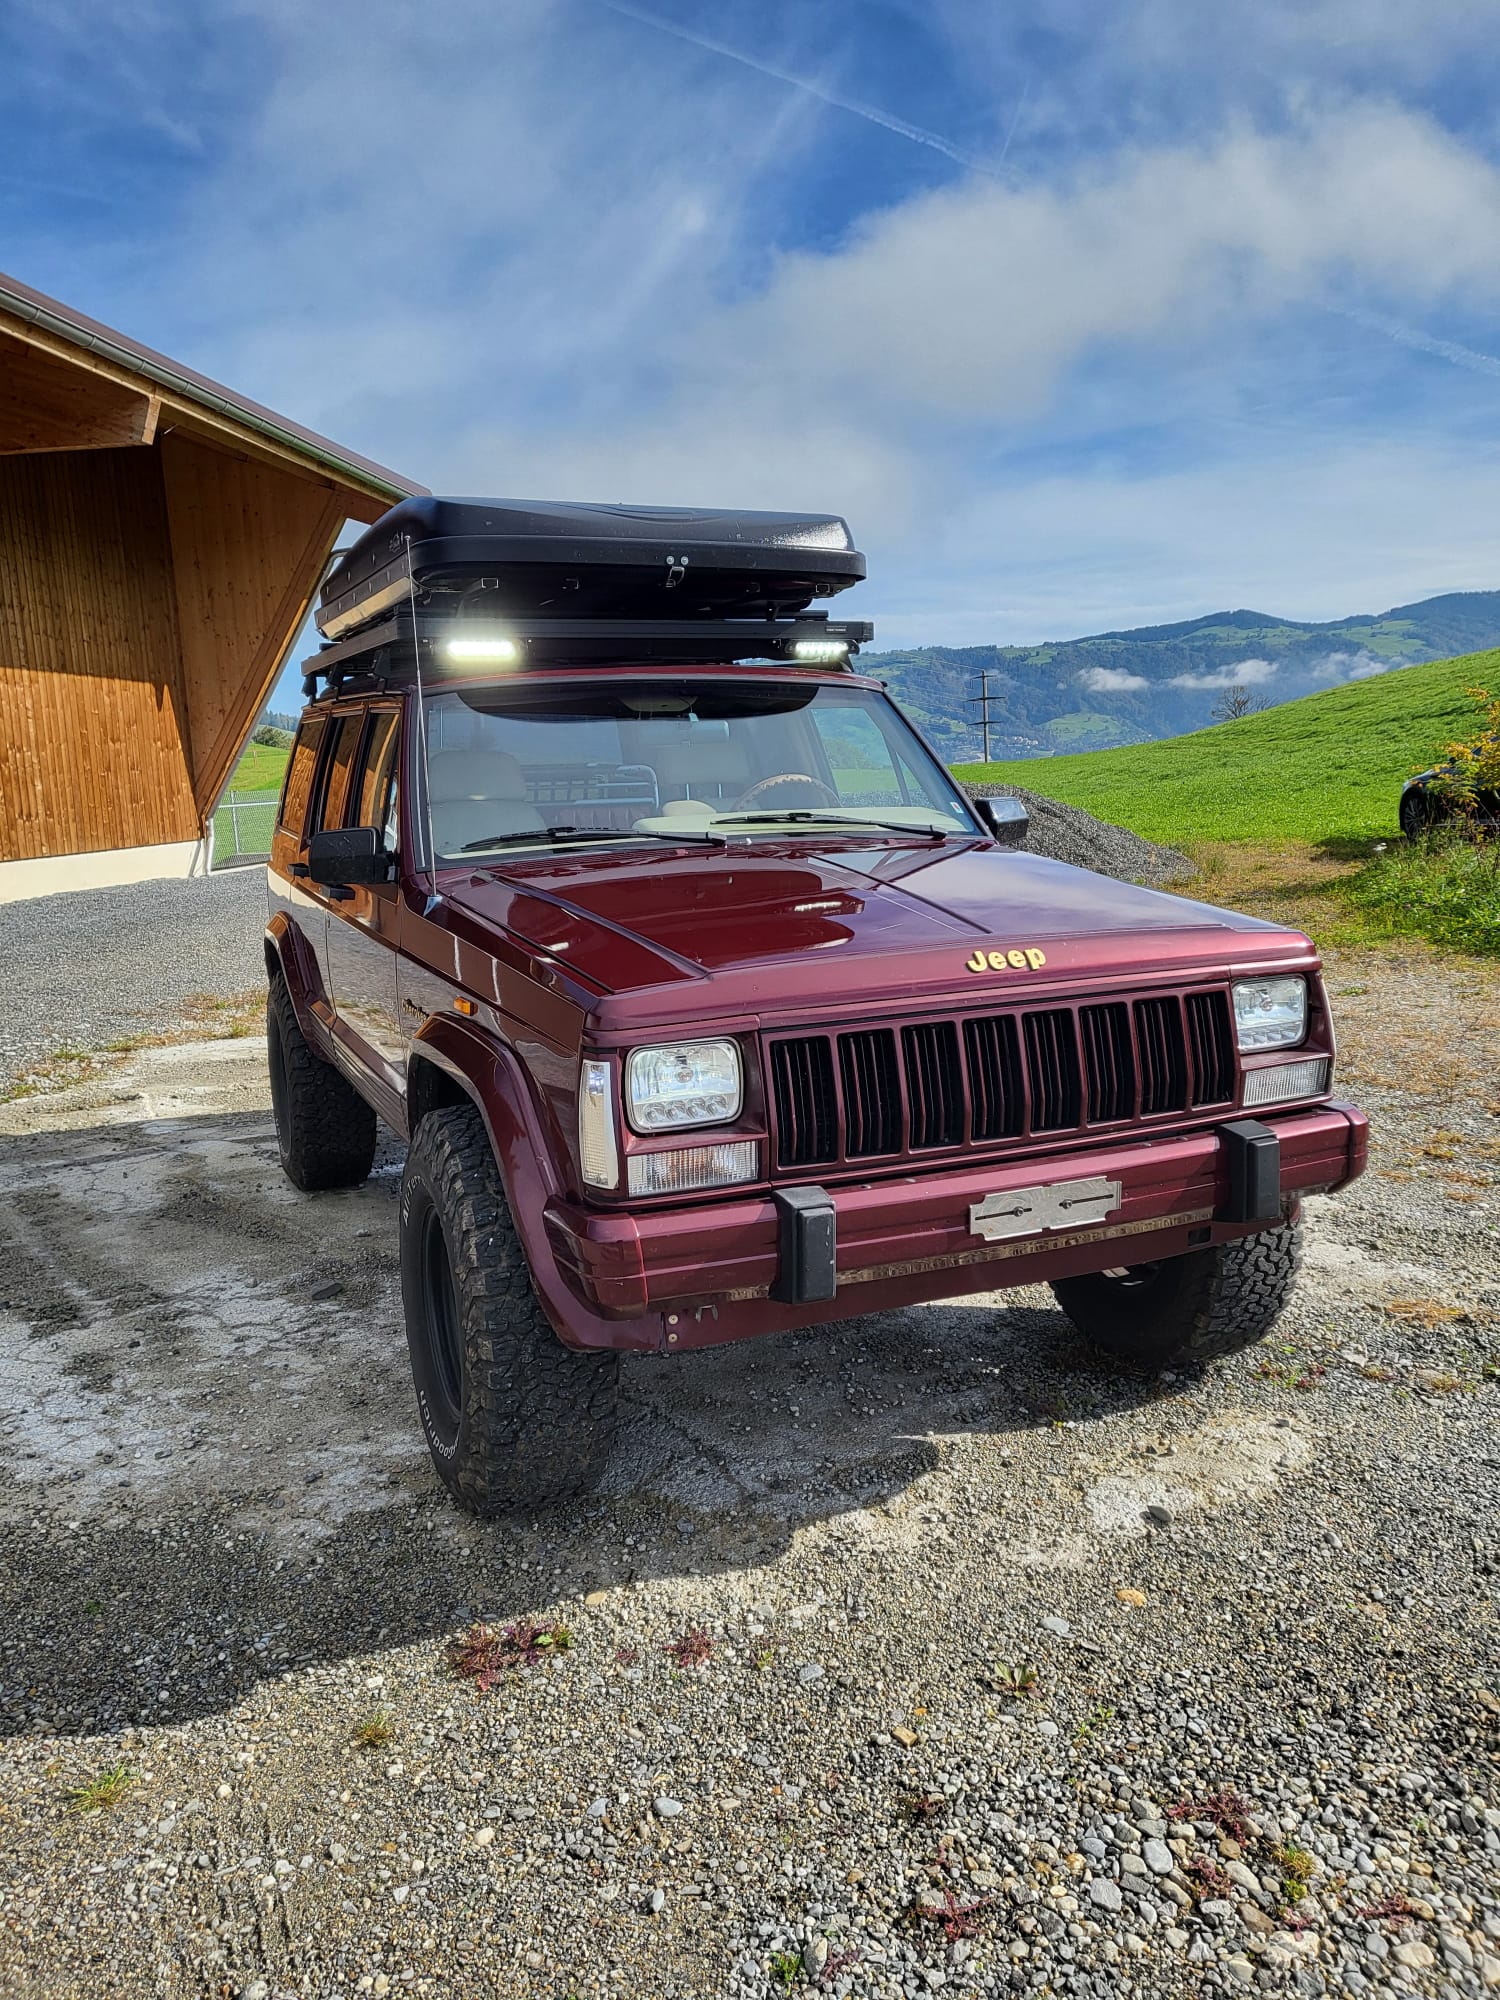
[962,782,1193,887]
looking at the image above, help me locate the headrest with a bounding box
[428,748,527,801]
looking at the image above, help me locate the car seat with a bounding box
[427,748,546,853]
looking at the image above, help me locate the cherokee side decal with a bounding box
[966,946,1048,973]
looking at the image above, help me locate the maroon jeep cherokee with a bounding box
[265,498,1367,1514]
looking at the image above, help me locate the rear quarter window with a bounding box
[278,715,328,839]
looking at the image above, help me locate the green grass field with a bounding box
[955,649,1495,846]
[223,739,291,796]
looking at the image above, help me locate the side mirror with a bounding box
[972,795,1029,847]
[307,825,392,886]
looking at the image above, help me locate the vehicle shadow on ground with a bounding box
[0,1104,1181,1743]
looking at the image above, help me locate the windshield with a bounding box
[417,678,979,860]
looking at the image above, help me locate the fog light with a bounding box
[627,1141,758,1196]
[1242,1058,1330,1108]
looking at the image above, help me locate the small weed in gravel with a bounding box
[66,1764,133,1814]
[768,1947,802,1989]
[909,1888,994,1942]
[450,1620,574,1691]
[1185,1853,1233,1899]
[664,1627,714,1669]
[901,1791,945,1825]
[983,1658,1039,1695]
[351,1711,394,1750]
[1169,1785,1255,1842]
[1273,1840,1315,1906]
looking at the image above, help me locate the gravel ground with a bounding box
[0,948,1497,2000]
[0,870,266,1089]
[958,786,1193,886]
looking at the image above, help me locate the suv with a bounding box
[265,497,1368,1515]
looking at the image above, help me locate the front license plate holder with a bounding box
[969,1175,1122,1242]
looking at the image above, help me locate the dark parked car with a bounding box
[264,497,1368,1514]
[1400,765,1500,837]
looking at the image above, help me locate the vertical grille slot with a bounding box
[964,1014,1025,1141]
[770,1037,838,1168]
[1022,1009,1082,1130]
[838,1029,902,1158]
[901,1021,964,1150]
[1185,990,1235,1104]
[1135,997,1188,1114]
[1080,1002,1135,1122]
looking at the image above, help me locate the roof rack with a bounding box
[300,606,875,697]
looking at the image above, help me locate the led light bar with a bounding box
[792,639,849,662]
[1241,1058,1331,1108]
[626,1141,758,1196]
[443,636,519,665]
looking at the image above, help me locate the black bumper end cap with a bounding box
[1219,1118,1282,1223]
[769,1184,837,1303]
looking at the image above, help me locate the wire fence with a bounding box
[211,789,279,866]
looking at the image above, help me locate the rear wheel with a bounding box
[399,1103,619,1514]
[1399,788,1433,838]
[1050,1218,1303,1370]
[267,975,377,1191]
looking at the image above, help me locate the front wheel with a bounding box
[1050,1218,1303,1370]
[399,1103,619,1514]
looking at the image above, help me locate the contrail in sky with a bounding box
[1341,304,1500,383]
[597,0,993,175]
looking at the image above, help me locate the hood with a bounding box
[442,837,1311,1020]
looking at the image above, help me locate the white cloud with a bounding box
[1170,658,1280,688]
[1080,666,1150,691]
[1309,649,1390,680]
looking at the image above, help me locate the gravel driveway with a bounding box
[0,952,1497,2000]
[0,870,266,1089]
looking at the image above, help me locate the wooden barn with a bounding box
[0,272,424,901]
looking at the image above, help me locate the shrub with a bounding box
[1348,830,1500,955]
[1422,685,1500,819]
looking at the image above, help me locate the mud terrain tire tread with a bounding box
[267,974,377,1190]
[400,1103,618,1514]
[1050,1218,1303,1370]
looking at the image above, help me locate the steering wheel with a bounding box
[732,773,841,811]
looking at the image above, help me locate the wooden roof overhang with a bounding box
[0,272,427,866]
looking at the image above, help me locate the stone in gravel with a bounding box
[588,1798,609,1817]
[1198,1898,1235,1923]
[474,1827,494,1847]
[1143,1504,1172,1527]
[648,1889,665,1913]
[798,1664,825,1685]
[1089,1880,1123,1912]
[309,1279,342,1301]
[1224,1957,1255,1987]
[1143,1840,1173,1875]
[653,1797,683,1818]
[1393,1941,1435,1970]
[1115,1587,1148,1607]
[584,1590,608,1606]
[1041,1615,1072,1637]
[891,1726,919,1748]
[802,1939,829,1977]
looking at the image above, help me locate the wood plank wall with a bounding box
[0,448,199,861]
[161,432,343,815]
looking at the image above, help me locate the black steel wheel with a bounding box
[266,974,377,1191]
[398,1102,619,1514]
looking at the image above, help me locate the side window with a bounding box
[351,709,400,851]
[810,705,909,807]
[309,714,361,837]
[278,714,327,839]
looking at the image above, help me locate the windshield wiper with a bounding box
[458,825,725,853]
[714,810,953,841]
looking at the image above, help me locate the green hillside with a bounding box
[954,648,1494,846]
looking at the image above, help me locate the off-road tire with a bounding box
[266,974,377,1191]
[1050,1218,1303,1370]
[399,1103,619,1514]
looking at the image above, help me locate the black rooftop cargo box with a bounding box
[316,497,866,641]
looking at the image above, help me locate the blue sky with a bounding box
[6,0,1500,708]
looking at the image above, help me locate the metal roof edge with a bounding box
[0,270,427,504]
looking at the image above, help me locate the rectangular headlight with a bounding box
[1232,976,1307,1051]
[627,1141,758,1196]
[1242,1057,1331,1107]
[625,1040,743,1131]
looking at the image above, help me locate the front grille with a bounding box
[768,984,1239,1171]
[1135,996,1188,1115]
[769,1036,838,1168]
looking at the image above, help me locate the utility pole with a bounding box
[970,671,1002,763]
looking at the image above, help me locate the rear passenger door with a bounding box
[324,705,406,1105]
[269,711,334,1014]
[300,709,364,1005]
